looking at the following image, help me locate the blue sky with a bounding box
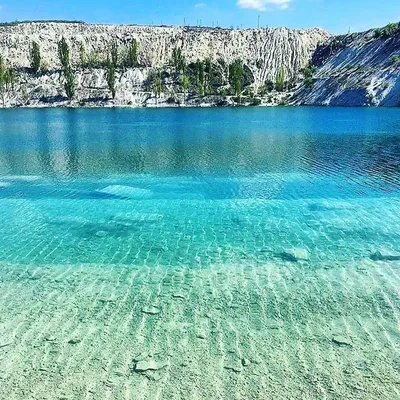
[1,0,399,34]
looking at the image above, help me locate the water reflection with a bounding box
[36,110,55,177]
[0,108,398,194]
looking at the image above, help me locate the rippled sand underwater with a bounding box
[0,108,399,399]
[1,260,400,399]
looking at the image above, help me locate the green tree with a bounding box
[229,59,244,99]
[171,47,186,74]
[0,56,6,106]
[195,60,205,95]
[302,63,315,88]
[275,67,285,92]
[4,68,15,92]
[110,41,118,68]
[0,56,16,107]
[126,38,139,68]
[180,74,190,103]
[64,67,75,100]
[204,58,214,95]
[150,69,163,104]
[29,41,41,73]
[79,42,87,68]
[106,57,116,99]
[58,37,70,69]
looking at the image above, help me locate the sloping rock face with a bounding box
[292,28,400,106]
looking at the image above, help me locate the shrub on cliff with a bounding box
[29,41,41,73]
[258,80,274,95]
[86,51,107,69]
[374,22,400,38]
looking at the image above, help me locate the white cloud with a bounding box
[194,2,206,8]
[237,0,292,12]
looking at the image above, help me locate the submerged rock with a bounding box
[280,248,310,262]
[224,364,243,373]
[97,185,153,199]
[142,306,161,315]
[370,249,400,261]
[196,332,207,340]
[172,293,186,299]
[95,231,108,238]
[332,335,352,347]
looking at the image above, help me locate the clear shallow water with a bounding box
[0,107,399,267]
[1,107,400,399]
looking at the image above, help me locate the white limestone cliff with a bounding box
[0,22,328,107]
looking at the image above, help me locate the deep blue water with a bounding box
[0,107,399,266]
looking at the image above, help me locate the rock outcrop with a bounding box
[292,26,400,106]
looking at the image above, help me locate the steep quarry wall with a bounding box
[3,21,399,108]
[292,27,400,106]
[0,22,327,91]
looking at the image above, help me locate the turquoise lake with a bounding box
[0,107,399,399]
[0,107,399,266]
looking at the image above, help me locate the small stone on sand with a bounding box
[332,336,352,347]
[96,231,108,238]
[280,248,310,262]
[370,249,400,261]
[68,339,82,345]
[142,306,161,315]
[224,365,243,373]
[241,358,251,367]
[134,360,167,373]
[172,293,186,299]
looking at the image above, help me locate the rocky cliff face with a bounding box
[292,26,400,106]
[3,21,399,108]
[0,22,328,107]
[0,22,328,84]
